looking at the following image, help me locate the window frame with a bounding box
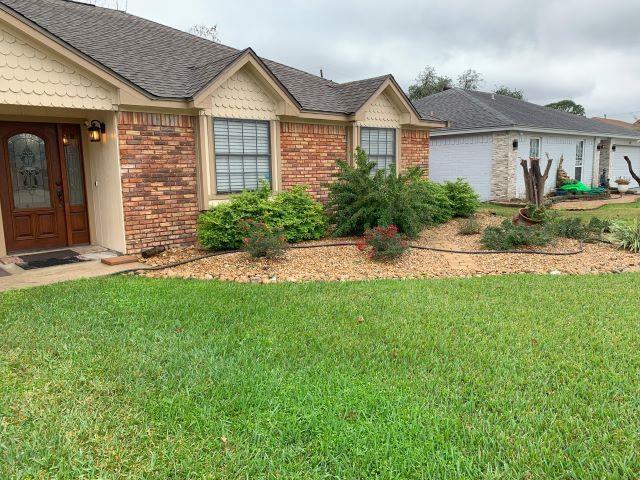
[360,126,397,175]
[212,118,272,195]
[575,140,584,181]
[529,137,541,159]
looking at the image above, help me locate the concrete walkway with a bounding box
[0,260,147,293]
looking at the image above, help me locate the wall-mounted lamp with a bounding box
[88,120,106,143]
[512,139,519,150]
[612,145,617,152]
[596,144,603,151]
[62,133,69,146]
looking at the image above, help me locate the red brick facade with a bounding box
[280,122,348,201]
[118,112,199,253]
[401,129,430,176]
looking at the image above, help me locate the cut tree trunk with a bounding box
[520,155,553,206]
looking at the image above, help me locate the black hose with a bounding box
[117,238,589,276]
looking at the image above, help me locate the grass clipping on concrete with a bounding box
[2,275,640,478]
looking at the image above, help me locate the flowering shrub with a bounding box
[239,219,286,259]
[356,225,408,261]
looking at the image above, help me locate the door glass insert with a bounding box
[8,133,51,209]
[63,132,85,205]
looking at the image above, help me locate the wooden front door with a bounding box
[0,122,90,253]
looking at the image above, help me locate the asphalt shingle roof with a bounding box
[0,0,432,118]
[413,88,640,138]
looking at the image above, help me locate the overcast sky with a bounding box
[119,0,640,121]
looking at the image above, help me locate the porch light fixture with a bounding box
[612,145,617,152]
[512,139,518,150]
[88,120,106,143]
[62,133,69,146]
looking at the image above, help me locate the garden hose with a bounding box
[116,239,590,277]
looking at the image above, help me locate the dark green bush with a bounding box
[550,216,613,240]
[443,179,480,217]
[327,148,454,237]
[197,184,326,251]
[481,220,554,251]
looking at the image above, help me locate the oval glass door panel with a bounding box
[8,133,51,209]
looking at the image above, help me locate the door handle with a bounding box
[56,186,64,207]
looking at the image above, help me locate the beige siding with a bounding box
[357,92,401,128]
[0,25,116,110]
[210,67,277,120]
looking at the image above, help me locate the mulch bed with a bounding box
[140,215,640,283]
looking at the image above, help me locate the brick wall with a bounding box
[118,112,199,253]
[280,122,348,201]
[400,129,430,175]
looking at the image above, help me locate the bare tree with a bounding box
[189,24,219,42]
[456,69,483,90]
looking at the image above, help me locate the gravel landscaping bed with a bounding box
[140,214,640,283]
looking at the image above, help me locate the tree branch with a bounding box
[624,156,640,185]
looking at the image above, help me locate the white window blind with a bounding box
[575,140,584,181]
[214,119,271,194]
[360,127,396,174]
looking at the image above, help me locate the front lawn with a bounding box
[2,275,640,478]
[481,198,640,221]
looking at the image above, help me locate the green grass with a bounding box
[2,275,640,479]
[480,198,640,221]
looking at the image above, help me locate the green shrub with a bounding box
[458,216,481,235]
[550,216,613,240]
[197,183,327,251]
[356,225,408,261]
[239,219,286,259]
[327,148,453,237]
[550,217,589,239]
[481,219,554,251]
[611,219,640,253]
[443,179,480,217]
[412,180,454,226]
[523,203,553,223]
[267,186,327,242]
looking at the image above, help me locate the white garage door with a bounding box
[429,135,493,200]
[611,145,640,187]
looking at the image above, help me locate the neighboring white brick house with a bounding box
[414,88,640,200]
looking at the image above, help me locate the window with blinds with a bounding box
[213,118,271,194]
[360,127,396,174]
[575,140,584,181]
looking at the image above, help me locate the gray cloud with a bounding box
[126,0,640,121]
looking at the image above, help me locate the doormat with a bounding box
[18,249,89,271]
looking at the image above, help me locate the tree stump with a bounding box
[520,154,553,207]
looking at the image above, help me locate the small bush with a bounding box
[239,219,286,259]
[443,179,480,217]
[523,203,553,223]
[267,186,327,243]
[611,219,640,253]
[356,225,408,261]
[197,184,327,251]
[550,216,613,240]
[413,180,454,226]
[482,219,554,251]
[458,216,481,235]
[327,148,454,237]
[550,217,588,239]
